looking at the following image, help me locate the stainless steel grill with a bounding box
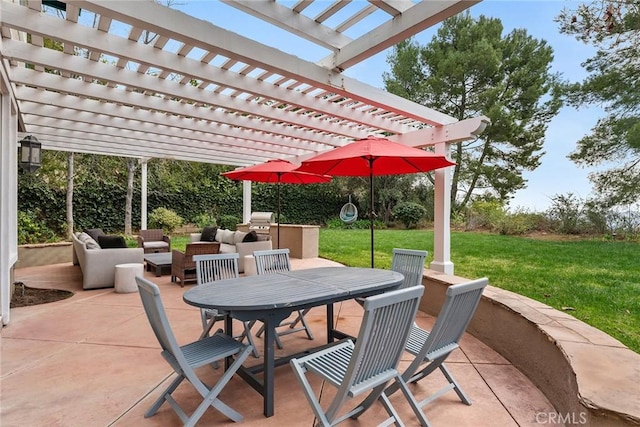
[249,212,274,234]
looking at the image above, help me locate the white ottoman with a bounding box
[114,263,144,293]
[243,255,257,276]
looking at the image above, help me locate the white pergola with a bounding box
[0,0,488,325]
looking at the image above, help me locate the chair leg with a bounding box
[392,375,431,427]
[377,392,406,427]
[253,322,284,349]
[185,344,253,425]
[288,308,310,329]
[241,321,260,358]
[294,309,314,340]
[439,364,471,405]
[258,310,313,341]
[200,318,218,340]
[290,359,333,427]
[145,374,186,418]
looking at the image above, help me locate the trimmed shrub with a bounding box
[148,207,183,233]
[392,202,426,229]
[218,214,240,230]
[192,212,217,229]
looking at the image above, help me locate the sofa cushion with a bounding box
[78,232,100,249]
[242,230,258,242]
[217,229,235,244]
[233,230,248,244]
[84,228,105,242]
[200,226,217,242]
[98,235,127,249]
[144,241,169,250]
[218,243,236,254]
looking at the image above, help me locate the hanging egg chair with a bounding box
[340,195,358,224]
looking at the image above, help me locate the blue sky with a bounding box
[174,1,601,212]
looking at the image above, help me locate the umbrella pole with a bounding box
[369,164,375,268]
[277,180,281,249]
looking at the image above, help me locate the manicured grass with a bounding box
[319,228,640,353]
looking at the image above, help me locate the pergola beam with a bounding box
[68,0,457,126]
[319,0,480,71]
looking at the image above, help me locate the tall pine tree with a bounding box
[557,1,640,206]
[384,13,561,211]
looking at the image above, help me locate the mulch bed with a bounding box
[10,284,74,308]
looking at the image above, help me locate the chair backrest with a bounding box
[140,229,164,242]
[415,278,488,361]
[343,286,424,395]
[194,253,239,284]
[253,248,291,275]
[391,248,427,289]
[136,276,185,364]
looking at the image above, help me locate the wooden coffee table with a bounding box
[144,253,172,277]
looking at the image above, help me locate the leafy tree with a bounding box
[556,1,640,206]
[384,13,562,212]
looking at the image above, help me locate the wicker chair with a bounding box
[137,229,171,254]
[171,242,220,286]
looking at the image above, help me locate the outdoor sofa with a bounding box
[72,231,144,290]
[190,227,272,273]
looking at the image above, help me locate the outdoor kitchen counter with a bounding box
[237,223,319,259]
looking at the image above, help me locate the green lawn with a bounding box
[319,229,640,353]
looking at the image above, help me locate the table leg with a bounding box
[155,265,161,277]
[259,310,291,417]
[262,316,276,417]
[327,303,335,343]
[224,316,233,370]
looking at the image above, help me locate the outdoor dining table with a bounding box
[182,266,404,417]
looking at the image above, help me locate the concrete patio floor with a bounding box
[2,259,561,426]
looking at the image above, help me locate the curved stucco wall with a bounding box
[420,270,640,427]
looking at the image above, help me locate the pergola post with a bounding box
[242,180,252,224]
[430,142,454,274]
[0,80,19,325]
[140,159,148,230]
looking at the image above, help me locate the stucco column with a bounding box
[0,88,18,325]
[430,142,454,274]
[140,159,148,230]
[242,180,252,224]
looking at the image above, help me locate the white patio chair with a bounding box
[253,248,314,343]
[391,248,428,289]
[290,285,425,426]
[357,248,427,307]
[194,253,259,357]
[135,276,252,426]
[386,277,489,427]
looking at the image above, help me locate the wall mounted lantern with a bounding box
[19,135,42,173]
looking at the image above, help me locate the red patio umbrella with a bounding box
[222,159,331,248]
[297,136,455,267]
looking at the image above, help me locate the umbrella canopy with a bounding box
[222,159,331,248]
[297,136,455,267]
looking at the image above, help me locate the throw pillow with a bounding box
[84,228,105,242]
[242,230,258,242]
[200,226,217,242]
[98,235,127,249]
[220,229,235,244]
[215,228,225,242]
[77,232,100,249]
[233,230,248,244]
